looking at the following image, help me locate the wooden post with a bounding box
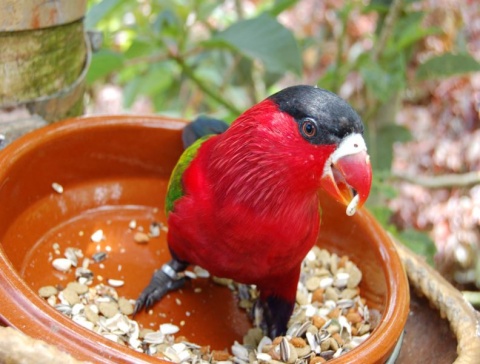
[0,0,89,125]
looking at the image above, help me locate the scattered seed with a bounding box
[75,267,93,280]
[90,229,104,243]
[305,276,321,291]
[92,252,107,263]
[65,247,82,267]
[55,303,72,316]
[118,297,134,315]
[62,289,80,305]
[134,232,150,244]
[107,279,124,288]
[144,331,165,344]
[257,352,272,361]
[128,220,137,229]
[212,350,230,361]
[38,286,58,298]
[346,311,363,324]
[72,303,85,316]
[347,264,362,288]
[333,272,350,288]
[98,301,119,318]
[85,305,100,323]
[51,182,64,194]
[290,337,307,348]
[193,266,210,278]
[160,323,180,335]
[47,295,57,307]
[67,282,89,295]
[52,258,72,272]
[40,234,372,363]
[149,222,161,237]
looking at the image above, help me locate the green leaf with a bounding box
[152,9,180,36]
[267,0,299,16]
[124,39,157,59]
[360,62,394,102]
[264,70,284,89]
[369,205,394,227]
[138,65,173,96]
[398,229,436,266]
[211,13,302,75]
[86,50,125,84]
[86,0,124,29]
[123,64,174,108]
[365,123,411,171]
[416,53,480,80]
[123,78,142,108]
[317,66,340,92]
[230,57,255,87]
[387,11,440,53]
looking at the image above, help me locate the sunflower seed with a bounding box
[107,279,124,288]
[193,265,210,278]
[346,194,360,216]
[90,229,104,243]
[128,220,137,229]
[319,276,334,289]
[144,331,165,344]
[65,247,82,267]
[279,337,290,362]
[160,323,180,335]
[40,235,372,362]
[149,222,161,237]
[51,182,64,194]
[55,304,72,316]
[92,252,107,263]
[72,303,85,316]
[256,353,272,362]
[52,258,72,272]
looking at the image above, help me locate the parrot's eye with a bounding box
[300,118,318,139]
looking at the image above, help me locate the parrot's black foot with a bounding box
[254,296,294,339]
[134,259,189,315]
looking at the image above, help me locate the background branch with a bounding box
[393,171,480,188]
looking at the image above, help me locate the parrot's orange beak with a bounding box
[321,134,372,216]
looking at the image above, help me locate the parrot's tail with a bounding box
[182,116,229,149]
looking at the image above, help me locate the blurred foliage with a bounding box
[85,0,478,264]
[86,0,303,119]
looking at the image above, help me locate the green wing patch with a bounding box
[165,136,211,215]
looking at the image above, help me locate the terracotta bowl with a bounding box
[0,115,409,363]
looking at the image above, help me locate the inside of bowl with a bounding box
[0,116,398,362]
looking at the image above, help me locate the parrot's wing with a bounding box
[165,136,211,214]
[182,115,228,149]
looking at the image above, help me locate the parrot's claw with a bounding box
[253,296,294,339]
[134,259,189,315]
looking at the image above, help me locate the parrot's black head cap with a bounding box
[268,85,364,145]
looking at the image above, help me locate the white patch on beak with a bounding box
[322,133,367,179]
[321,133,369,216]
[331,133,367,163]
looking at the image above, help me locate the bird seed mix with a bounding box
[40,221,377,363]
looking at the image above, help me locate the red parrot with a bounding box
[135,85,372,338]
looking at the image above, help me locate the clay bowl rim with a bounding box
[0,115,409,363]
